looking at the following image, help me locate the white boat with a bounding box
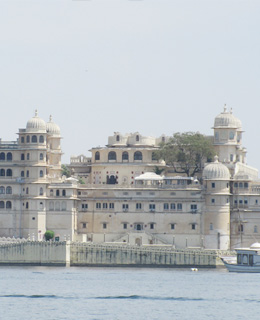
[221,243,260,272]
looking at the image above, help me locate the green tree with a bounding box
[44,230,55,241]
[153,166,165,175]
[156,132,214,177]
[61,164,71,178]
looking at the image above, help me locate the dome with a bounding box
[46,115,61,136]
[26,110,46,132]
[214,106,242,129]
[203,156,230,180]
[250,243,260,249]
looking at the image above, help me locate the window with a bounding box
[62,190,66,196]
[152,152,157,161]
[103,203,108,209]
[21,171,24,177]
[211,199,215,204]
[136,203,142,210]
[210,223,213,230]
[122,151,129,161]
[21,137,25,143]
[244,182,249,188]
[56,190,60,196]
[6,186,12,194]
[191,224,196,230]
[215,132,219,141]
[0,153,5,161]
[96,203,101,209]
[116,135,120,142]
[122,204,129,211]
[82,223,87,229]
[26,187,29,194]
[191,204,197,211]
[171,224,175,230]
[238,224,244,233]
[0,169,5,176]
[239,182,243,188]
[7,169,12,177]
[39,187,43,196]
[103,223,107,229]
[21,154,25,161]
[234,183,238,188]
[26,202,29,209]
[230,154,234,162]
[0,186,4,194]
[229,131,234,140]
[27,153,30,160]
[39,135,44,143]
[149,204,156,211]
[82,203,88,210]
[95,151,100,161]
[26,170,29,178]
[136,135,139,142]
[108,151,117,161]
[39,202,43,210]
[150,223,154,230]
[134,151,142,161]
[62,201,66,211]
[32,135,37,143]
[109,203,114,209]
[254,225,258,233]
[170,203,176,210]
[0,201,4,208]
[123,223,127,229]
[39,170,44,178]
[211,183,215,188]
[7,153,12,161]
[177,203,182,210]
[39,153,44,161]
[26,135,30,143]
[164,203,169,210]
[256,199,258,205]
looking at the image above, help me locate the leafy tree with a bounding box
[78,177,85,184]
[153,166,165,175]
[44,230,55,241]
[156,132,214,177]
[61,164,71,178]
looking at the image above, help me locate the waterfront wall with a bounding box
[0,241,70,266]
[70,243,217,268]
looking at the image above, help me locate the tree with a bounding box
[61,164,71,178]
[153,166,165,175]
[156,132,214,177]
[44,230,55,241]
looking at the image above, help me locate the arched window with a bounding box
[55,202,60,211]
[6,201,11,209]
[62,190,66,196]
[7,153,12,161]
[6,169,12,177]
[122,151,129,161]
[39,153,44,161]
[32,135,37,143]
[27,153,30,160]
[50,189,53,196]
[95,151,100,161]
[21,171,24,177]
[62,201,67,211]
[134,151,142,161]
[39,170,44,178]
[0,153,5,161]
[26,170,29,177]
[49,201,54,210]
[26,187,29,194]
[39,187,43,196]
[0,169,5,176]
[26,202,29,209]
[0,186,5,194]
[21,137,25,143]
[26,135,30,143]
[56,190,60,197]
[136,135,139,142]
[21,154,25,161]
[116,135,120,142]
[39,136,44,143]
[0,201,5,208]
[6,186,12,194]
[108,151,117,161]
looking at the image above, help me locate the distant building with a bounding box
[0,108,259,250]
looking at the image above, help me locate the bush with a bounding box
[45,230,55,241]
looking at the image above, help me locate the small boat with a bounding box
[221,243,260,273]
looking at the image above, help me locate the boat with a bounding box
[221,243,260,272]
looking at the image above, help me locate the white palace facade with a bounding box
[0,108,260,250]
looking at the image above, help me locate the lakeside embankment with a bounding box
[0,240,233,267]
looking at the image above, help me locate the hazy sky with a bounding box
[1,0,260,169]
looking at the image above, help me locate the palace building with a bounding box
[0,108,260,250]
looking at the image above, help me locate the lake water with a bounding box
[0,266,259,320]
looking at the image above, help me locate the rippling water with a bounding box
[1,266,260,320]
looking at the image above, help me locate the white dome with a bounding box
[203,156,230,180]
[214,106,242,129]
[26,110,46,132]
[46,115,61,136]
[250,243,260,249]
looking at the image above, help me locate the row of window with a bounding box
[21,170,44,178]
[50,190,66,197]
[0,169,12,177]
[0,201,12,209]
[95,151,157,162]
[21,135,45,144]
[237,224,258,233]
[0,186,12,194]
[23,187,44,196]
[21,153,45,161]
[234,182,249,188]
[49,201,67,211]
[0,153,12,161]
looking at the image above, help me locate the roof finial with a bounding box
[224,104,227,113]
[35,109,38,117]
[49,115,53,122]
[230,107,233,114]
[214,155,219,162]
